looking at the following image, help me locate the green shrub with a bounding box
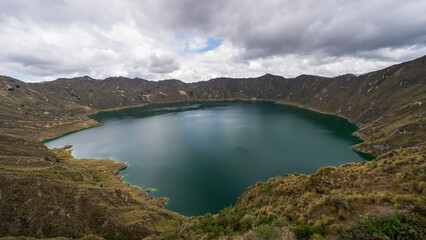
[254,225,279,239]
[293,225,314,240]
[339,212,425,239]
[312,221,326,236]
[192,207,253,237]
[262,185,271,196]
[258,214,278,226]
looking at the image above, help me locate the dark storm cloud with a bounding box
[137,0,426,59]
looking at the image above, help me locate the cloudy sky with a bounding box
[0,0,425,82]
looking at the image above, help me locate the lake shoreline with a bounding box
[43,100,374,216]
[88,98,376,159]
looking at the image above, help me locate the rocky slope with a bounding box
[0,55,425,239]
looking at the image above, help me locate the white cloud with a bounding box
[148,53,180,74]
[0,0,425,82]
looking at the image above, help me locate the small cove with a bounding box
[45,101,372,216]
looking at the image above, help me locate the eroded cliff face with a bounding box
[0,55,425,239]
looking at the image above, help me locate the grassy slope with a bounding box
[0,134,183,239]
[0,55,425,239]
[2,55,425,154]
[175,146,425,239]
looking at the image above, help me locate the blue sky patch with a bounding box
[184,37,224,53]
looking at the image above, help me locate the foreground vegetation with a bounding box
[160,146,425,239]
[0,134,183,239]
[0,55,425,239]
[2,146,424,240]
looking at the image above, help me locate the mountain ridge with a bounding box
[0,55,425,239]
[2,55,425,155]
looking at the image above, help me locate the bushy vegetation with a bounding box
[254,225,280,239]
[192,207,256,237]
[0,137,183,239]
[338,212,425,240]
[170,146,426,239]
[171,210,426,240]
[1,55,426,239]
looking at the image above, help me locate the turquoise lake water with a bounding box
[45,101,371,216]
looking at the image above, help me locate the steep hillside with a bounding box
[1,55,425,154]
[176,146,425,239]
[0,134,183,239]
[0,76,98,140]
[0,55,425,239]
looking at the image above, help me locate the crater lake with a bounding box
[45,101,371,216]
